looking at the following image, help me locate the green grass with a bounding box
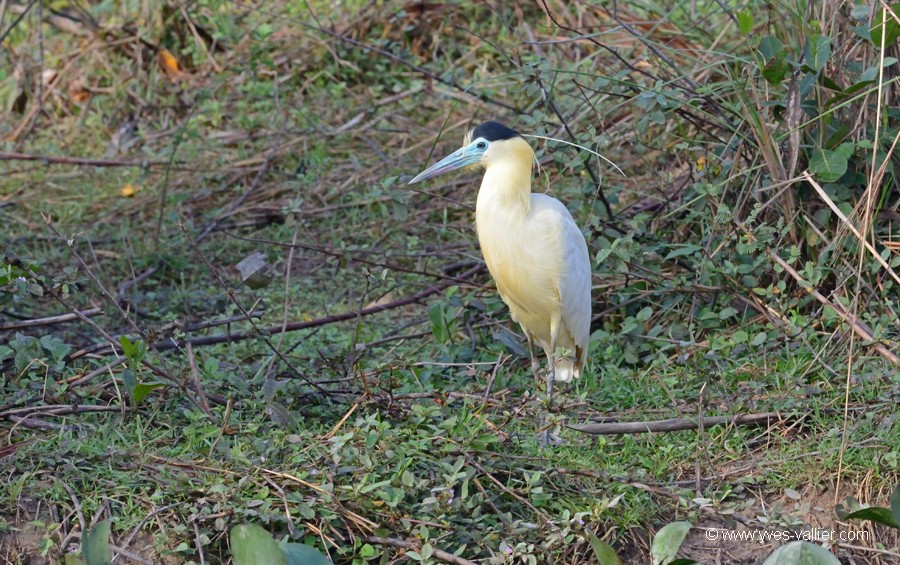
[3,0,900,563]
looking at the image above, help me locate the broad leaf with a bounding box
[758,36,785,61]
[132,382,165,405]
[870,4,900,48]
[281,542,332,565]
[844,506,900,528]
[737,10,754,35]
[651,521,691,565]
[891,484,900,527]
[82,520,112,565]
[804,35,831,74]
[808,149,848,182]
[762,541,840,564]
[664,245,703,261]
[231,524,287,565]
[763,56,791,86]
[587,532,622,565]
[428,303,449,343]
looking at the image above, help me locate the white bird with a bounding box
[410,121,592,440]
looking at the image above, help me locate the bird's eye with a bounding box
[476,141,487,149]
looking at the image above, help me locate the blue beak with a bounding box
[408,142,484,184]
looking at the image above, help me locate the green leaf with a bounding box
[762,541,841,564]
[758,36,785,62]
[763,56,791,86]
[651,521,691,565]
[891,484,900,527]
[808,149,848,182]
[737,10,753,35]
[119,335,136,358]
[804,35,831,74]
[40,335,72,360]
[118,336,147,363]
[587,532,622,565]
[281,542,332,565]
[132,382,165,405]
[751,332,768,346]
[428,303,449,343]
[664,245,703,261]
[844,506,900,528]
[122,369,137,401]
[870,4,900,48]
[231,524,288,565]
[82,520,112,565]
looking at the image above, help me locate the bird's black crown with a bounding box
[472,121,520,142]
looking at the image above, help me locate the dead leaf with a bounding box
[68,77,90,103]
[120,184,140,197]
[158,49,182,79]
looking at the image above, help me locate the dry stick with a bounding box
[803,171,900,286]
[225,231,481,285]
[361,536,477,565]
[295,15,520,114]
[194,152,276,244]
[108,545,159,565]
[35,222,187,388]
[117,266,159,302]
[4,253,171,389]
[0,150,182,169]
[568,412,785,435]
[179,224,328,395]
[7,415,71,431]
[0,405,122,418]
[69,264,486,359]
[468,457,552,526]
[185,342,213,419]
[0,307,102,330]
[733,214,899,365]
[766,247,899,365]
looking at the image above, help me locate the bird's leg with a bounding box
[523,329,541,385]
[540,357,563,446]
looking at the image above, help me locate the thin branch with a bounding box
[68,264,486,359]
[361,536,478,565]
[568,412,786,435]
[0,307,102,330]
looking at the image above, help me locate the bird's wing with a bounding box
[547,198,592,358]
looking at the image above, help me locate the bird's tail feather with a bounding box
[553,358,580,382]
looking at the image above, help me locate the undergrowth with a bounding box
[1,0,899,563]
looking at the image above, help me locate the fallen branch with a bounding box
[360,536,477,565]
[0,307,102,330]
[765,246,899,365]
[568,412,785,435]
[0,150,178,169]
[68,263,486,360]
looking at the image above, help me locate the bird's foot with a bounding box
[537,429,564,447]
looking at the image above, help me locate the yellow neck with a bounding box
[475,137,534,218]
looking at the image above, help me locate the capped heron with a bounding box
[410,122,591,442]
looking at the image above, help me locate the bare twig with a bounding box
[468,457,552,526]
[185,342,213,419]
[0,307,102,330]
[68,264,486,359]
[568,412,786,435]
[361,536,478,565]
[179,223,328,395]
[0,150,177,168]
